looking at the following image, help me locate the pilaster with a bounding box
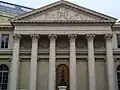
[86,34,96,90]
[29,34,39,90]
[105,34,117,90]
[68,34,77,90]
[48,34,57,90]
[9,34,21,90]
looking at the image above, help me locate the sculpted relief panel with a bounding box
[56,36,69,50]
[39,40,49,49]
[76,37,87,49]
[94,36,105,49]
[20,36,31,50]
[56,40,69,49]
[30,7,97,20]
[39,36,49,50]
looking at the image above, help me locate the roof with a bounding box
[0,1,34,16]
[114,22,120,28]
[0,1,34,28]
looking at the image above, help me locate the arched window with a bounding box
[0,64,9,90]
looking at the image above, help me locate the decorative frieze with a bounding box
[33,7,96,21]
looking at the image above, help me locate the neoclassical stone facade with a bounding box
[0,0,120,90]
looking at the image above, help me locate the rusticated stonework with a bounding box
[30,7,98,21]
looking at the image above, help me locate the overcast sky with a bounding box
[3,0,120,20]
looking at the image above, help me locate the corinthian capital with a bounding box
[104,34,113,42]
[30,34,39,42]
[68,34,77,43]
[86,34,95,41]
[48,34,57,42]
[13,34,21,43]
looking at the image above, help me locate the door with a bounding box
[56,64,69,90]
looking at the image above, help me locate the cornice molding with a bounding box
[0,25,13,28]
[11,20,115,26]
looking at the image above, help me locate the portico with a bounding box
[8,0,117,90]
[9,33,116,90]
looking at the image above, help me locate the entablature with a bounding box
[14,23,112,35]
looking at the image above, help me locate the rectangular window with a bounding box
[117,34,120,48]
[1,34,9,49]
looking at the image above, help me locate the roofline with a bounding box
[63,0,117,21]
[0,11,16,18]
[11,0,117,21]
[113,22,120,27]
[0,0,34,10]
[11,0,63,21]
[11,20,115,25]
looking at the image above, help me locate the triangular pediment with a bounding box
[24,7,103,21]
[12,0,117,22]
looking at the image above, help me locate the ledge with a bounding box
[12,20,115,25]
[0,49,119,59]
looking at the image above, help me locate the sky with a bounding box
[2,0,120,20]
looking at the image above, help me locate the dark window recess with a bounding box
[1,34,9,48]
[0,64,9,90]
[117,65,120,90]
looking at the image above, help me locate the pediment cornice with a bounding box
[11,20,115,25]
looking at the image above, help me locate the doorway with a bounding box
[56,64,69,90]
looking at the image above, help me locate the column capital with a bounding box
[68,34,77,43]
[13,34,21,43]
[104,34,113,42]
[30,34,39,42]
[86,34,95,41]
[48,34,57,43]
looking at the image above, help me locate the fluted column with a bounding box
[9,34,21,90]
[48,34,57,90]
[86,34,96,90]
[68,34,77,90]
[105,34,116,90]
[29,34,39,90]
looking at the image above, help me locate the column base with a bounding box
[58,86,67,90]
